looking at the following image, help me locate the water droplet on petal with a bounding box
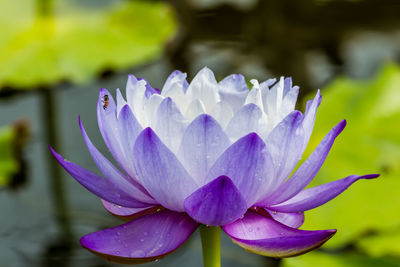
[143,232,148,236]
[130,250,146,257]
[140,238,145,242]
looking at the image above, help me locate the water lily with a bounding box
[50,67,378,266]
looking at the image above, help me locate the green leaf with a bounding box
[282,251,400,267]
[0,125,19,187]
[0,0,176,89]
[299,64,400,252]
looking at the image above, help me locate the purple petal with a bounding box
[153,97,188,152]
[184,176,248,226]
[263,120,347,205]
[79,118,154,204]
[264,209,304,229]
[218,74,249,112]
[101,200,162,220]
[269,174,379,213]
[264,111,304,185]
[206,133,274,206]
[116,104,143,175]
[80,210,198,264]
[115,88,127,115]
[140,79,160,98]
[133,128,198,212]
[223,211,336,258]
[178,114,231,185]
[225,103,269,141]
[49,147,148,208]
[97,89,135,178]
[302,90,322,152]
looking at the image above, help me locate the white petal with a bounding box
[185,67,220,112]
[153,97,189,153]
[143,93,164,127]
[209,101,234,129]
[225,104,269,141]
[185,99,206,121]
[246,79,264,111]
[218,74,249,112]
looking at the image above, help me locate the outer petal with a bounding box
[185,67,220,112]
[225,103,269,141]
[117,105,143,175]
[97,88,135,178]
[79,118,153,204]
[115,88,127,116]
[80,210,198,264]
[206,133,274,206]
[101,200,162,220]
[302,90,322,152]
[153,97,188,153]
[269,174,379,213]
[263,120,347,205]
[184,176,248,226]
[49,147,147,208]
[264,209,304,229]
[178,114,231,185]
[223,211,336,258]
[218,74,249,112]
[133,128,198,212]
[264,111,304,185]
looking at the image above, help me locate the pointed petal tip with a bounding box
[223,212,337,258]
[184,175,247,226]
[99,88,110,95]
[364,173,380,179]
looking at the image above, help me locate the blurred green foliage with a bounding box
[0,125,19,187]
[283,251,400,267]
[284,63,400,266]
[0,0,176,89]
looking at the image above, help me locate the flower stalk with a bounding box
[200,225,221,267]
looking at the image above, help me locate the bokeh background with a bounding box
[1,0,400,266]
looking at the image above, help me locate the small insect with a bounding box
[102,94,109,110]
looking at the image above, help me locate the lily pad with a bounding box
[297,64,400,252]
[282,251,400,267]
[0,0,176,89]
[0,125,19,187]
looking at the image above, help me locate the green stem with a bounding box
[199,225,221,267]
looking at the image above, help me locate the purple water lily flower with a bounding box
[50,67,378,264]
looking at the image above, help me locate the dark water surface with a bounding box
[2,0,400,266]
